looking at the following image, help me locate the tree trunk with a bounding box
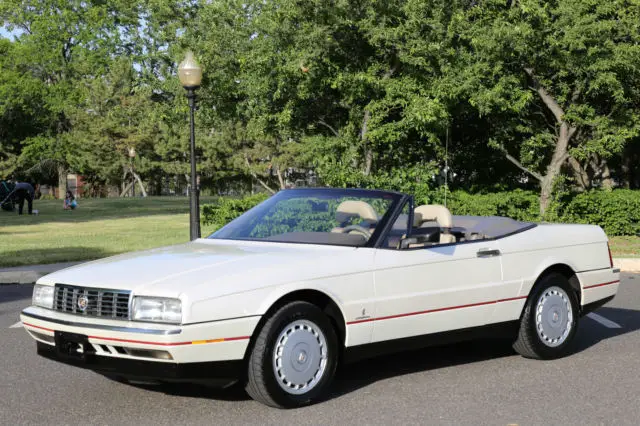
[120,180,134,197]
[524,68,579,217]
[276,167,285,189]
[539,175,554,217]
[621,155,631,189]
[601,160,614,190]
[364,148,373,176]
[538,123,573,216]
[132,171,147,197]
[57,164,67,199]
[567,156,589,191]
[361,109,372,175]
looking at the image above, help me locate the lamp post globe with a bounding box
[178,50,202,241]
[178,51,202,88]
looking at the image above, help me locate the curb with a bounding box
[613,258,640,273]
[0,271,47,285]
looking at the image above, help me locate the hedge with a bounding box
[201,189,640,236]
[201,193,269,230]
[445,190,540,223]
[555,190,640,236]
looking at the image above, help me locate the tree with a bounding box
[0,38,51,178]
[175,0,450,193]
[444,0,640,214]
[1,0,141,196]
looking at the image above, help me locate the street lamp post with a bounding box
[178,51,203,241]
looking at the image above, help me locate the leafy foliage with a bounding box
[201,193,270,229]
[2,0,640,218]
[446,190,540,223]
[556,190,640,236]
[203,189,640,237]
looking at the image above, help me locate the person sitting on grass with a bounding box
[63,190,78,210]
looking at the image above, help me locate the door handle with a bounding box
[477,248,501,258]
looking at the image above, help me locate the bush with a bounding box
[444,189,540,222]
[318,163,439,205]
[201,193,270,230]
[556,190,640,236]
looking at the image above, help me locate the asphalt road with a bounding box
[1,275,639,425]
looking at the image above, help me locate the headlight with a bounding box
[32,284,54,309]
[132,297,182,324]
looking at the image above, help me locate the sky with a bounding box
[0,27,20,40]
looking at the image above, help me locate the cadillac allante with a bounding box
[22,188,619,408]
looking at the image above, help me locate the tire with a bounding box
[245,301,338,408]
[513,272,580,360]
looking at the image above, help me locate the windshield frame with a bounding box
[208,188,408,248]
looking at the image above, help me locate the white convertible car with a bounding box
[22,188,619,408]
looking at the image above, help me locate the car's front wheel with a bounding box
[245,301,338,408]
[513,272,580,359]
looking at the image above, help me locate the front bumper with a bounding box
[36,341,243,385]
[21,306,260,383]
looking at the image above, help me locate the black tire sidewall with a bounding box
[254,302,338,407]
[525,273,580,359]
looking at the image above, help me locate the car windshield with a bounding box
[209,188,402,247]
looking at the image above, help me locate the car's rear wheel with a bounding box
[245,301,338,408]
[513,272,579,359]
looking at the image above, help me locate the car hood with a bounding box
[38,239,369,299]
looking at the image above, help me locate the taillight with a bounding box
[607,242,613,268]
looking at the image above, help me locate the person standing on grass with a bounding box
[14,181,35,215]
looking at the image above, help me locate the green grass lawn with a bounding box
[608,236,640,259]
[1,196,639,267]
[1,197,218,267]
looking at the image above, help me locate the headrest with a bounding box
[414,204,453,228]
[335,200,378,224]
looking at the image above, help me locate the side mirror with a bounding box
[399,236,419,249]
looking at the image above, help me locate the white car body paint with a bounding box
[21,222,619,365]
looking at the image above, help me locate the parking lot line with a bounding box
[9,321,22,329]
[586,312,621,329]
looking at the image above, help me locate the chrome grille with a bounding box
[53,284,131,319]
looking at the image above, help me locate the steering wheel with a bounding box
[340,224,372,239]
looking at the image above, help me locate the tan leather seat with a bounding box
[331,200,378,233]
[413,204,456,244]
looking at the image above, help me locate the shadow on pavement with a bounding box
[124,338,517,404]
[122,381,250,402]
[113,306,640,404]
[57,306,640,404]
[0,284,34,305]
[330,306,640,401]
[573,306,640,353]
[330,339,516,400]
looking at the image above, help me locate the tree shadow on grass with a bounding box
[0,196,218,226]
[0,247,109,268]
